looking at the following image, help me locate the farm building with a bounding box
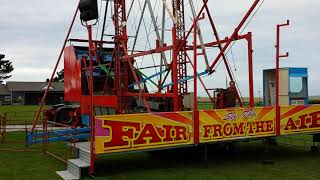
[0,82,64,105]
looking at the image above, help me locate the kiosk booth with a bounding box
[263,67,308,106]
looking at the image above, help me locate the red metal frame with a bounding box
[86,25,95,174]
[193,15,198,144]
[201,0,243,106]
[121,33,255,109]
[113,0,124,113]
[173,0,188,108]
[68,38,115,44]
[206,0,260,107]
[171,27,180,111]
[30,0,266,175]
[275,20,290,135]
[247,32,254,107]
[187,54,214,105]
[32,0,263,124]
[193,13,205,144]
[113,0,151,113]
[31,4,79,133]
[208,0,260,72]
[106,0,261,112]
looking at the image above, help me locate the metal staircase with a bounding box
[56,142,91,180]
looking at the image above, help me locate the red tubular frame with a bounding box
[275,20,290,135]
[31,4,79,133]
[173,0,188,104]
[68,38,115,44]
[247,32,254,107]
[193,14,205,144]
[113,0,151,113]
[201,0,243,106]
[193,33,254,108]
[182,0,259,107]
[29,1,265,175]
[171,27,180,111]
[187,54,214,105]
[205,0,260,107]
[122,45,173,60]
[208,0,260,73]
[113,0,123,113]
[109,0,261,111]
[193,16,198,144]
[87,25,95,174]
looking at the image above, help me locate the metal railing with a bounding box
[0,109,90,164]
[0,111,41,152]
[5,111,44,125]
[0,113,7,144]
[41,119,90,164]
[43,120,77,164]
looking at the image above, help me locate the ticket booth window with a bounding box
[290,77,303,93]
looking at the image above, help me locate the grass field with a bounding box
[1,133,320,180]
[0,105,47,125]
[90,141,320,180]
[1,105,320,180]
[0,132,66,180]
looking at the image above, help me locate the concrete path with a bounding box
[4,125,65,132]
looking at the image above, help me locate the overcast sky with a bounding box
[0,0,320,96]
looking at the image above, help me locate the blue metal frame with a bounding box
[26,127,90,145]
[128,69,168,88]
[162,71,207,89]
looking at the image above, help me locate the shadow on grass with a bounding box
[92,140,320,179]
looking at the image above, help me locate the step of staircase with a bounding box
[67,158,89,178]
[79,148,91,164]
[56,170,79,180]
[69,159,90,168]
[57,142,91,180]
[73,142,91,153]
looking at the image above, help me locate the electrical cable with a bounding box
[95,0,104,40]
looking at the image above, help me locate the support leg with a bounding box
[203,144,208,168]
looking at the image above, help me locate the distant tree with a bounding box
[0,54,14,83]
[54,69,64,82]
[46,69,64,82]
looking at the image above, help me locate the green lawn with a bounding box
[0,105,47,125]
[0,150,65,180]
[197,102,264,110]
[1,132,320,180]
[1,105,320,180]
[0,105,42,112]
[87,139,320,180]
[0,132,67,180]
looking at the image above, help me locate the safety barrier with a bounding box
[5,111,44,125]
[0,113,6,144]
[0,111,41,152]
[40,120,90,164]
[27,127,90,145]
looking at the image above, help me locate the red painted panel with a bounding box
[80,95,118,114]
[64,46,82,102]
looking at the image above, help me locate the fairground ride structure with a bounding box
[25,0,320,179]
